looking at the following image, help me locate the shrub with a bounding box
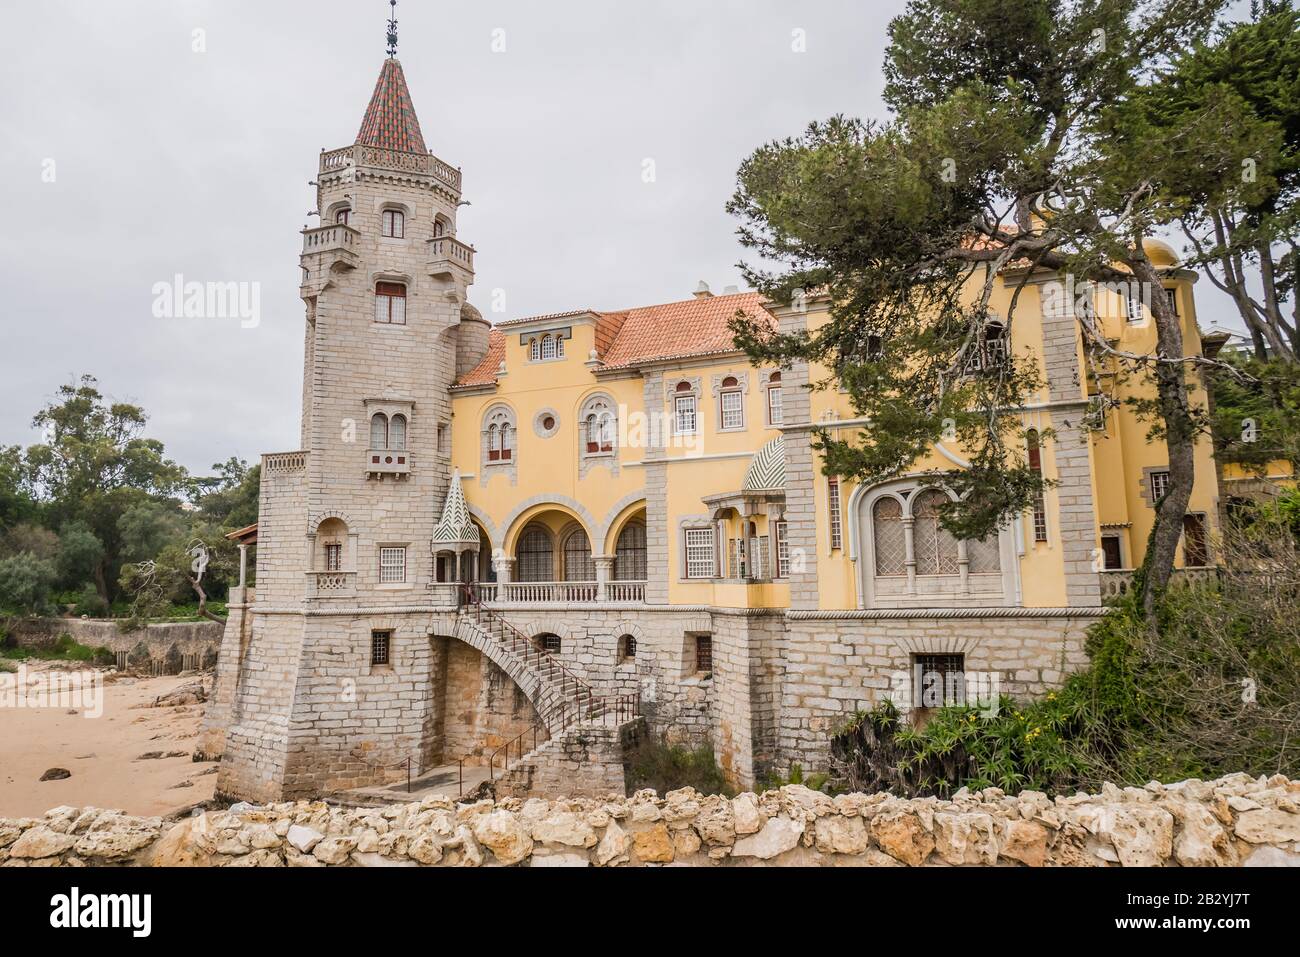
[624,733,734,797]
[831,517,1300,797]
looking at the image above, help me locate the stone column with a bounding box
[1038,279,1103,606]
[642,372,670,605]
[594,556,613,601]
[776,307,821,610]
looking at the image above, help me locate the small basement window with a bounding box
[371,630,391,666]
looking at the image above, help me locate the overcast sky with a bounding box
[0,0,1250,476]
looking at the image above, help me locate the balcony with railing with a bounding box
[308,571,357,599]
[469,580,647,606]
[427,236,476,281]
[319,144,462,193]
[300,223,361,272]
[1099,566,1219,600]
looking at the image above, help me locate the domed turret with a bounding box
[456,300,490,378]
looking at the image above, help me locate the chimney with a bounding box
[722,284,740,295]
[693,281,713,300]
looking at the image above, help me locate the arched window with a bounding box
[484,407,515,464]
[529,337,540,361]
[1027,429,1047,542]
[562,529,594,582]
[618,635,637,661]
[388,414,407,451]
[374,281,407,324]
[872,497,906,577]
[614,521,647,580]
[720,376,744,430]
[381,209,404,238]
[766,371,784,425]
[674,381,698,434]
[541,334,557,360]
[536,633,562,654]
[370,413,388,450]
[517,527,553,582]
[913,489,959,575]
[432,220,445,238]
[334,208,351,225]
[581,395,617,455]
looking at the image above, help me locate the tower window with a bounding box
[374,282,407,324]
[381,209,404,238]
[370,413,389,449]
[324,542,342,572]
[1027,429,1047,543]
[334,208,351,225]
[388,414,407,451]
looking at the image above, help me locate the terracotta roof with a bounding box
[356,58,427,154]
[599,292,772,369]
[225,523,258,545]
[451,292,774,389]
[453,330,506,389]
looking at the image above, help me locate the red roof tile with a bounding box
[598,292,772,369]
[452,292,775,389]
[356,58,427,154]
[453,330,506,389]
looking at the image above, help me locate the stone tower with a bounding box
[209,38,490,801]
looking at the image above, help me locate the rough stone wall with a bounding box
[196,588,254,760]
[7,618,221,668]
[778,611,1098,773]
[440,638,544,766]
[7,773,1297,868]
[499,724,631,799]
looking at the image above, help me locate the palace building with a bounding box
[199,37,1224,802]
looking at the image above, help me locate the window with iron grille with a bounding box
[913,490,959,575]
[374,281,406,324]
[1149,469,1171,503]
[1027,429,1048,543]
[537,633,562,654]
[371,631,391,666]
[379,547,406,584]
[694,635,713,675]
[827,477,843,550]
[614,521,647,580]
[324,543,342,572]
[775,521,790,578]
[872,497,906,576]
[517,527,554,582]
[684,527,715,579]
[618,635,637,660]
[913,653,965,708]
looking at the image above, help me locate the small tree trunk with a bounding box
[1130,259,1197,615]
[189,576,226,625]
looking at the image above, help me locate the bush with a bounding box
[831,517,1300,797]
[624,733,734,796]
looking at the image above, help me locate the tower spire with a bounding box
[386,0,398,58]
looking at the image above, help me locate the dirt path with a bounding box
[0,662,218,818]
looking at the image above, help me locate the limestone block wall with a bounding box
[440,637,545,766]
[499,724,632,799]
[7,774,1297,868]
[778,610,1099,773]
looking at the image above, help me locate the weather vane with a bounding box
[386,0,399,58]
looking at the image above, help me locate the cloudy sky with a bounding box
[0,0,1248,476]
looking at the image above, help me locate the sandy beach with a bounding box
[0,662,217,819]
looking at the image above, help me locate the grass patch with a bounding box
[0,633,108,664]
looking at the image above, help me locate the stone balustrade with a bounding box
[319,144,461,192]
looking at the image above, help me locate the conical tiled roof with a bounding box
[433,470,479,547]
[743,436,786,492]
[356,58,428,154]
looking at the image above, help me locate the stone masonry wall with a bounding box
[778,611,1098,773]
[6,773,1298,868]
[7,618,221,669]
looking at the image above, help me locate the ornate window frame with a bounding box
[481,403,518,487]
[710,371,750,432]
[578,393,619,478]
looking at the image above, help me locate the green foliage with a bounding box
[624,734,735,797]
[0,632,105,663]
[1208,353,1300,471]
[54,521,104,590]
[0,552,59,616]
[725,0,1238,556]
[832,516,1300,796]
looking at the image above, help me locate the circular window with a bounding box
[533,409,560,438]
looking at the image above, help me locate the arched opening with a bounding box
[617,635,637,662]
[535,633,562,655]
[613,519,647,581]
[516,525,554,582]
[562,528,594,582]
